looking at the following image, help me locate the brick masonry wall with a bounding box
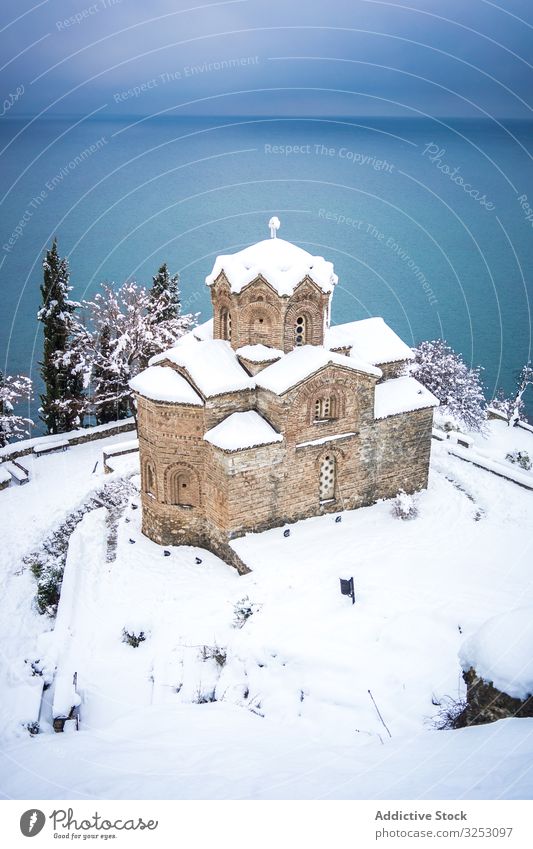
[210,274,330,352]
[136,274,434,567]
[137,375,435,555]
[373,407,434,498]
[378,360,410,381]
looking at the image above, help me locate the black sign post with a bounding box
[340,576,355,604]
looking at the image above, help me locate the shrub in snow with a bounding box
[194,685,217,704]
[430,695,468,730]
[201,644,227,667]
[233,596,259,629]
[122,628,147,648]
[412,339,487,432]
[25,721,40,737]
[34,569,63,616]
[505,450,532,471]
[392,489,419,520]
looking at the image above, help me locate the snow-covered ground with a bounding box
[1,422,533,799]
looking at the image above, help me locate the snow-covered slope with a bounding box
[1,422,532,799]
[1,706,531,800]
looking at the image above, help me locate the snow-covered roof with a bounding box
[460,608,533,701]
[326,317,414,365]
[150,339,255,398]
[192,318,213,341]
[206,237,338,296]
[256,345,381,395]
[374,376,439,420]
[236,344,284,363]
[130,366,204,405]
[204,411,283,452]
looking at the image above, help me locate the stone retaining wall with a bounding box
[463,667,533,725]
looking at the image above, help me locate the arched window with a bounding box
[319,454,336,501]
[144,461,156,498]
[314,396,336,421]
[166,466,200,508]
[220,309,232,341]
[294,315,307,346]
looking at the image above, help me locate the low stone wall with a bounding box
[0,420,136,462]
[463,667,533,725]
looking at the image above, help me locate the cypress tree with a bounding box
[38,239,83,433]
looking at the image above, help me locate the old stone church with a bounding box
[131,220,438,566]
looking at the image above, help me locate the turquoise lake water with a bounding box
[1,116,532,428]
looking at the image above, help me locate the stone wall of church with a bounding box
[377,360,410,381]
[210,274,330,353]
[137,378,434,565]
[373,407,434,498]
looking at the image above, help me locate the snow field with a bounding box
[0,422,532,798]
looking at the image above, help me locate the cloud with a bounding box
[2,0,532,117]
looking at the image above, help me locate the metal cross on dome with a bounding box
[269,216,280,238]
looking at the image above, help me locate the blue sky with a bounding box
[2,0,533,118]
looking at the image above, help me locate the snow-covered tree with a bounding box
[491,362,533,427]
[412,339,487,432]
[510,362,533,426]
[489,388,519,423]
[64,280,196,422]
[0,371,34,448]
[149,262,180,322]
[38,239,84,433]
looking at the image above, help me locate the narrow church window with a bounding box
[295,315,307,345]
[319,454,336,501]
[145,463,155,497]
[221,309,232,341]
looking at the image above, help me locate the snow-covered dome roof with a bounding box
[206,227,338,296]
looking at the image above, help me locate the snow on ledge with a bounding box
[206,237,338,296]
[296,432,357,449]
[204,411,283,452]
[374,376,439,420]
[256,345,381,395]
[130,366,204,406]
[459,608,533,701]
[236,344,284,363]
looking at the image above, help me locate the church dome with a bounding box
[206,221,338,297]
